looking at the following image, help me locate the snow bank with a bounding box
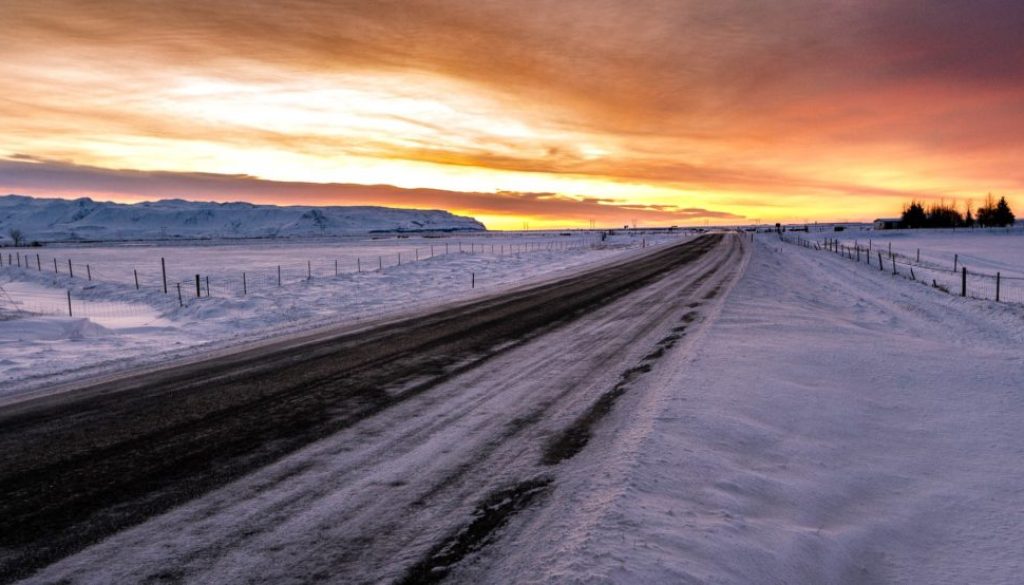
[0,316,110,342]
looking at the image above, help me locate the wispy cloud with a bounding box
[2,0,1021,223]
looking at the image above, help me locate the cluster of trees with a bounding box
[901,195,1015,229]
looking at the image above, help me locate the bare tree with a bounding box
[7,228,24,247]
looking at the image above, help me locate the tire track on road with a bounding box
[0,235,722,583]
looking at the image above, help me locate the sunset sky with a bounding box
[2,1,1022,229]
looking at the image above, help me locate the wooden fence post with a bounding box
[357,258,361,273]
[68,259,73,278]
[307,260,311,280]
[277,265,281,286]
[878,252,884,271]
[243,272,247,295]
[954,253,958,272]
[54,258,58,273]
[37,254,41,271]
[961,267,967,297]
[161,257,167,294]
[205,275,210,297]
[196,274,201,298]
[892,255,897,275]
[86,264,91,281]
[996,272,1001,302]
[334,259,338,276]
[471,271,475,289]
[67,290,72,317]
[177,283,183,307]
[378,256,382,271]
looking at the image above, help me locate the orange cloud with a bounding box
[2,0,1022,224]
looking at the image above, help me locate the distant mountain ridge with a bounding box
[0,195,485,242]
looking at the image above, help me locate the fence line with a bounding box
[0,235,678,318]
[779,233,1024,305]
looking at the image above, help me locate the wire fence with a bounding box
[0,286,167,322]
[0,235,674,319]
[779,233,1024,305]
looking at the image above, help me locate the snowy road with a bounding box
[0,233,746,583]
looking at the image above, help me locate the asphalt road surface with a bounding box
[0,233,745,584]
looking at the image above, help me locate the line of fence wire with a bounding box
[0,235,673,316]
[0,285,171,321]
[780,234,1024,305]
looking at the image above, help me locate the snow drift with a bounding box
[0,194,485,242]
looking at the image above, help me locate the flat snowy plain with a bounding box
[3,229,1023,584]
[0,231,682,400]
[808,225,1024,277]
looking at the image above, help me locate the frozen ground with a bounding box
[0,231,686,400]
[3,231,617,288]
[802,225,1024,277]
[478,235,1024,584]
[782,227,1024,304]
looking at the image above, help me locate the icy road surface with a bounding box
[1,234,743,583]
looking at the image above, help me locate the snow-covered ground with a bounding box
[778,227,1024,305]
[802,225,1024,277]
[0,231,688,400]
[10,234,1024,584]
[483,235,1024,584]
[3,231,614,290]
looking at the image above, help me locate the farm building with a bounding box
[873,218,902,230]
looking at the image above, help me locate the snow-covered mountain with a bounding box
[0,195,485,242]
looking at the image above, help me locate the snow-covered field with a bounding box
[802,225,1024,276]
[4,231,613,291]
[779,227,1024,305]
[0,231,688,400]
